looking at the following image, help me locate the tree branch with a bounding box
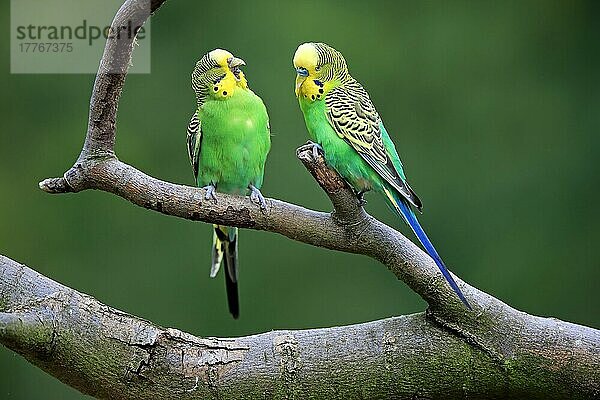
[1,255,599,399]
[0,0,596,398]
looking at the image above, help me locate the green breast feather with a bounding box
[195,89,270,195]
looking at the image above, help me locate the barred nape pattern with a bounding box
[313,42,351,83]
[191,53,225,107]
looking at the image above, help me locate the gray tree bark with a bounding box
[2,254,598,400]
[1,0,598,398]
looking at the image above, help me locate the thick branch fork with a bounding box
[0,0,596,398]
[39,146,476,316]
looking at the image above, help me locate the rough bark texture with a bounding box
[1,256,599,399]
[1,0,598,398]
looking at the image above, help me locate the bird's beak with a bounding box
[228,57,246,68]
[295,75,306,97]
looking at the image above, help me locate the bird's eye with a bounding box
[315,65,321,71]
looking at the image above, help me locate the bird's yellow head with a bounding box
[191,48,248,104]
[293,42,348,99]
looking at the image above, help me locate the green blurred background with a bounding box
[1,0,599,398]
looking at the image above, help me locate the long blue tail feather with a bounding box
[384,188,472,309]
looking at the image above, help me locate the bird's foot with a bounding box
[357,190,368,206]
[202,184,217,203]
[249,185,267,210]
[310,142,324,161]
[297,141,324,161]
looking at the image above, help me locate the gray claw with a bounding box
[357,190,368,206]
[202,184,217,203]
[311,142,324,161]
[249,185,267,210]
[296,141,324,161]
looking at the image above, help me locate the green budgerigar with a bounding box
[293,42,470,308]
[187,49,271,318]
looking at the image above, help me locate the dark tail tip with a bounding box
[457,290,473,310]
[225,269,239,319]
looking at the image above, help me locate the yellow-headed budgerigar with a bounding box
[293,42,470,308]
[187,49,271,318]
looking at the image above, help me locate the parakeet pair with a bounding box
[188,44,469,319]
